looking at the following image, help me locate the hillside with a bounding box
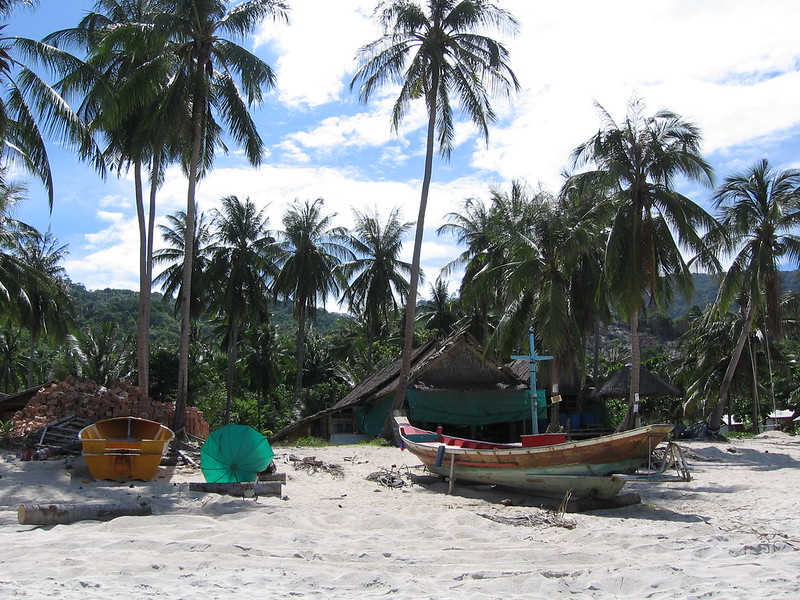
[665,270,800,318]
[68,284,349,347]
[67,270,800,343]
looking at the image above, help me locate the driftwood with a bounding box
[479,510,578,530]
[188,481,282,497]
[288,455,345,479]
[18,502,152,525]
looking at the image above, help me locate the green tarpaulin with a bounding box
[354,394,395,436]
[354,389,547,434]
[406,389,546,426]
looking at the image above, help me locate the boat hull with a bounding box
[79,417,174,482]
[396,416,672,499]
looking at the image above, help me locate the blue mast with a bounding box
[511,328,552,434]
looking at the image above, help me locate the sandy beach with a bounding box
[1,432,799,599]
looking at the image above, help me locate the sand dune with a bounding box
[1,432,798,599]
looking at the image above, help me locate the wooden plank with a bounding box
[188,482,282,496]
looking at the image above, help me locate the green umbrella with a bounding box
[201,424,274,483]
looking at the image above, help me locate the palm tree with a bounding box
[0,0,98,207]
[351,0,519,419]
[16,229,72,387]
[68,321,134,386]
[158,0,288,435]
[706,159,800,431]
[439,186,522,345]
[0,172,36,310]
[569,97,718,431]
[339,207,412,368]
[207,194,275,424]
[274,198,351,401]
[239,320,288,430]
[0,324,26,391]
[417,276,459,335]
[153,206,213,321]
[49,0,181,397]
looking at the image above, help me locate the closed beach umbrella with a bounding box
[201,424,274,483]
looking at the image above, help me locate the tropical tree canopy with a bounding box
[351,0,519,425]
[706,159,800,430]
[340,206,412,366]
[274,198,352,400]
[0,0,98,206]
[569,97,718,430]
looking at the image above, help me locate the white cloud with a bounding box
[66,213,140,290]
[255,1,378,108]
[32,0,800,300]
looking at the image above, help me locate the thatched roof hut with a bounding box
[271,330,526,443]
[592,365,682,399]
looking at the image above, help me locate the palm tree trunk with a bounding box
[293,302,307,402]
[134,160,149,396]
[709,298,757,431]
[391,81,438,421]
[592,316,600,383]
[174,90,204,437]
[748,332,760,434]
[27,331,36,388]
[224,318,239,425]
[617,308,641,432]
[141,153,160,396]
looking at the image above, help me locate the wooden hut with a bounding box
[271,330,528,444]
[592,365,682,400]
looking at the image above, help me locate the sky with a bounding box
[9,0,800,308]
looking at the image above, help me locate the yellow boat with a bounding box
[79,417,174,481]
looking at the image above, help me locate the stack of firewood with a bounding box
[9,376,210,440]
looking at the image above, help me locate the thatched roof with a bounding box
[592,365,682,399]
[505,360,593,395]
[271,330,524,441]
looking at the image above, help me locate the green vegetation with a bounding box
[0,2,798,440]
[0,419,13,447]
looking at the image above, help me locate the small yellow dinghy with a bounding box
[79,417,174,481]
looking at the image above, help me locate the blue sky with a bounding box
[9,0,800,302]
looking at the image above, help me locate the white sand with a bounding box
[1,432,799,599]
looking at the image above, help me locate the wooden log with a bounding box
[188,481,282,497]
[18,502,152,525]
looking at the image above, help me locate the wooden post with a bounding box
[447,453,456,494]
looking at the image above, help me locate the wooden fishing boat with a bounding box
[395,415,682,499]
[79,417,174,482]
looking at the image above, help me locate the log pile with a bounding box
[9,377,210,442]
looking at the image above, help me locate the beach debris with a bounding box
[288,455,345,479]
[18,501,152,526]
[479,509,577,530]
[8,377,210,444]
[365,468,406,488]
[36,415,88,453]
